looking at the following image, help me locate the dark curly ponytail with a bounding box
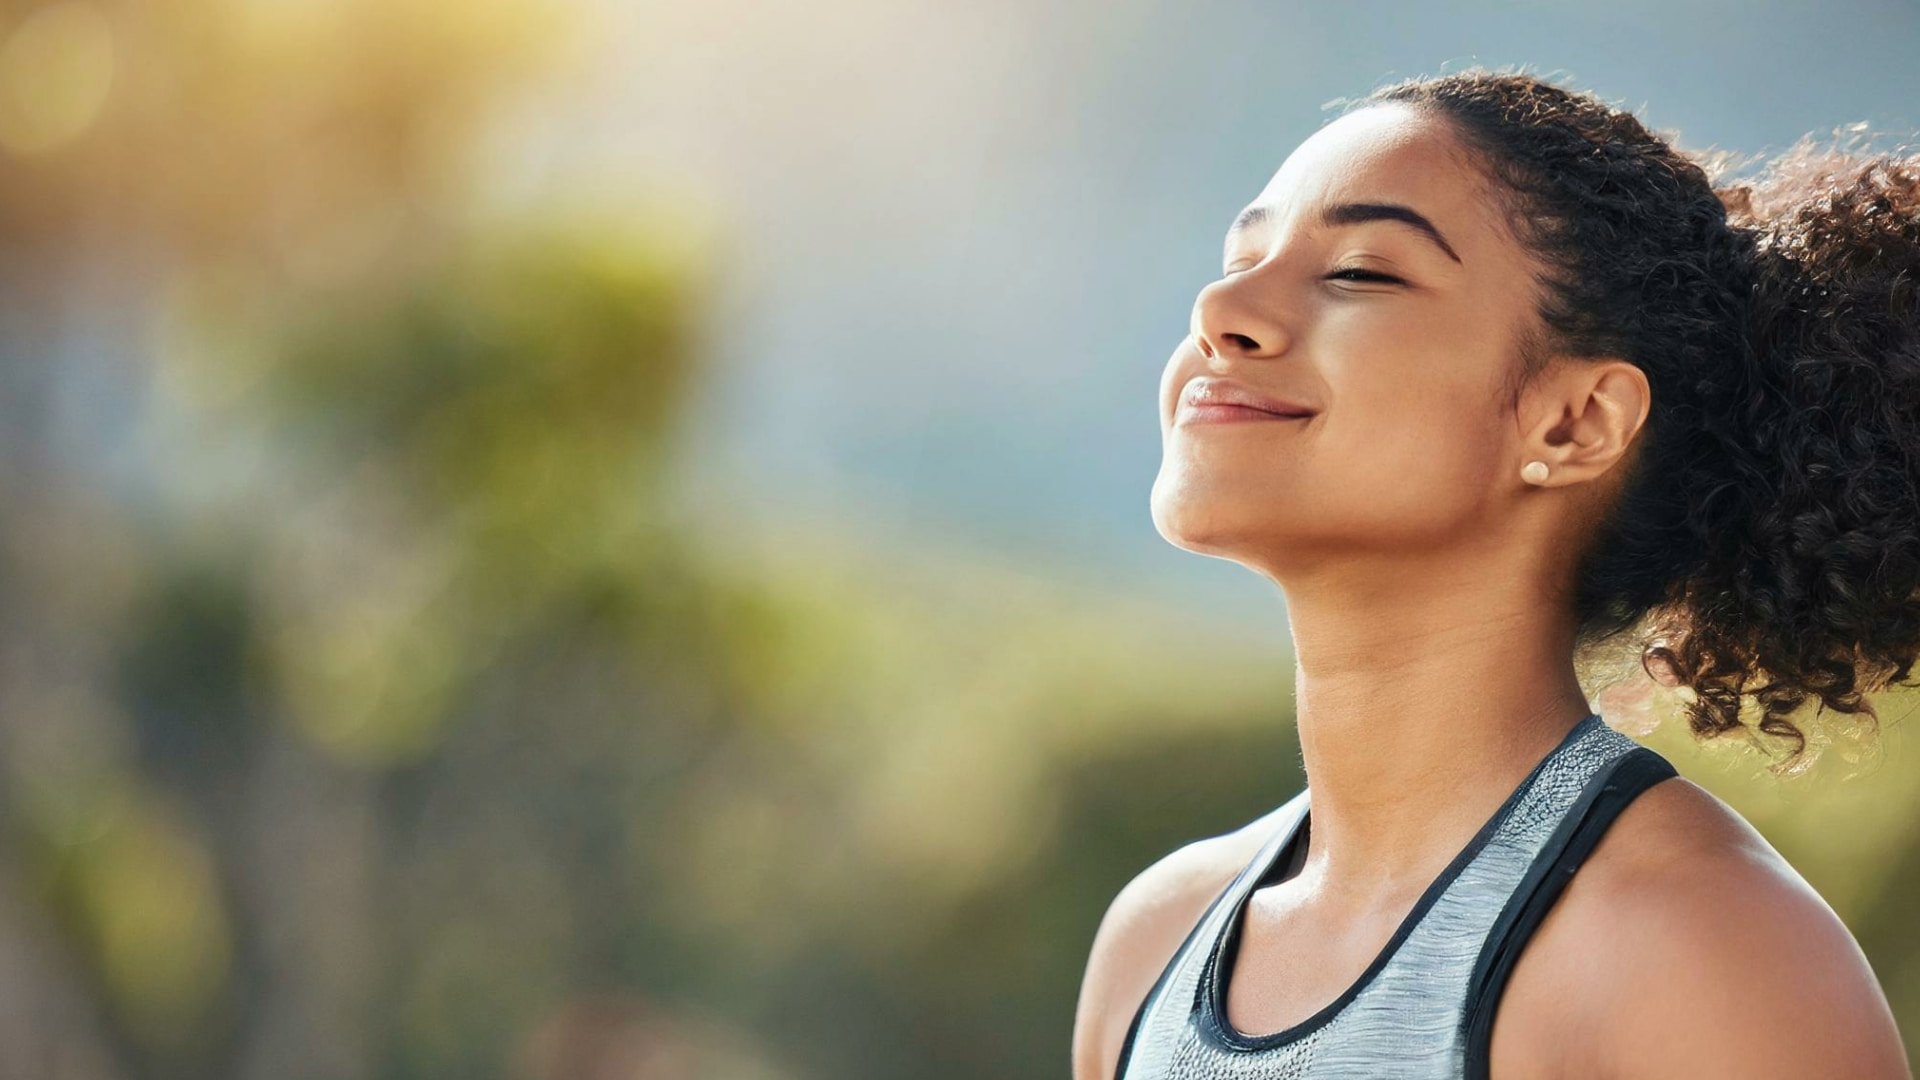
[1353,67,1920,775]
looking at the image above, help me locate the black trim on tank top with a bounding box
[1199,713,1606,1053]
[1111,874,1235,1080]
[1460,744,1679,1080]
[1110,794,1309,1080]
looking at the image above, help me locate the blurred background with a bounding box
[0,0,1917,1076]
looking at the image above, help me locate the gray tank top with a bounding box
[1114,711,1678,1080]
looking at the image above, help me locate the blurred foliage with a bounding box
[0,0,1913,1077]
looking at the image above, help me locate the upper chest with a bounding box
[1223,882,1426,1040]
[1222,778,1705,1080]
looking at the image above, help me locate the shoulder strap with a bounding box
[1460,745,1679,1080]
[1112,791,1310,1080]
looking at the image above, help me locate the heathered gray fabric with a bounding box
[1117,712,1648,1079]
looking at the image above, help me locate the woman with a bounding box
[1072,69,1917,1080]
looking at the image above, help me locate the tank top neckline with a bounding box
[1199,710,1606,1053]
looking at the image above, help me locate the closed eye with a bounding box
[1326,266,1403,284]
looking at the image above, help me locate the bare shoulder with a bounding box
[1070,795,1302,1080]
[1493,773,1912,1080]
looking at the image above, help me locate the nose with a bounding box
[1190,274,1291,360]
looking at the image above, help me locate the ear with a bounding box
[1520,359,1650,487]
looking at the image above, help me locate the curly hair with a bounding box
[1350,67,1920,775]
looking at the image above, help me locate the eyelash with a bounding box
[1325,266,1403,285]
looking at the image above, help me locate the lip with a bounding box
[1179,403,1313,425]
[1178,376,1317,422]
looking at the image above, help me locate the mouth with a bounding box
[1177,402,1315,425]
[1178,376,1317,422]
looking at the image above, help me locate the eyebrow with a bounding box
[1226,201,1463,264]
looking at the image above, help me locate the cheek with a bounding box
[1314,366,1508,530]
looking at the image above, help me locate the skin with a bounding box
[1071,102,1913,1080]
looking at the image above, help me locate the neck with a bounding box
[1278,531,1594,911]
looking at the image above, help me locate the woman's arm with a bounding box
[1597,850,1910,1079]
[1521,780,1912,1080]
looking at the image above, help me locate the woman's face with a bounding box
[1151,103,1549,579]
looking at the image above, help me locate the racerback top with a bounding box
[1113,710,1679,1080]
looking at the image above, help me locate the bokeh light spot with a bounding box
[0,1,114,155]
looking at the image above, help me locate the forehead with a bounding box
[1241,104,1510,257]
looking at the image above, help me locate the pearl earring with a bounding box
[1521,460,1550,485]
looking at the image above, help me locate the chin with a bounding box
[1151,486,1259,558]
